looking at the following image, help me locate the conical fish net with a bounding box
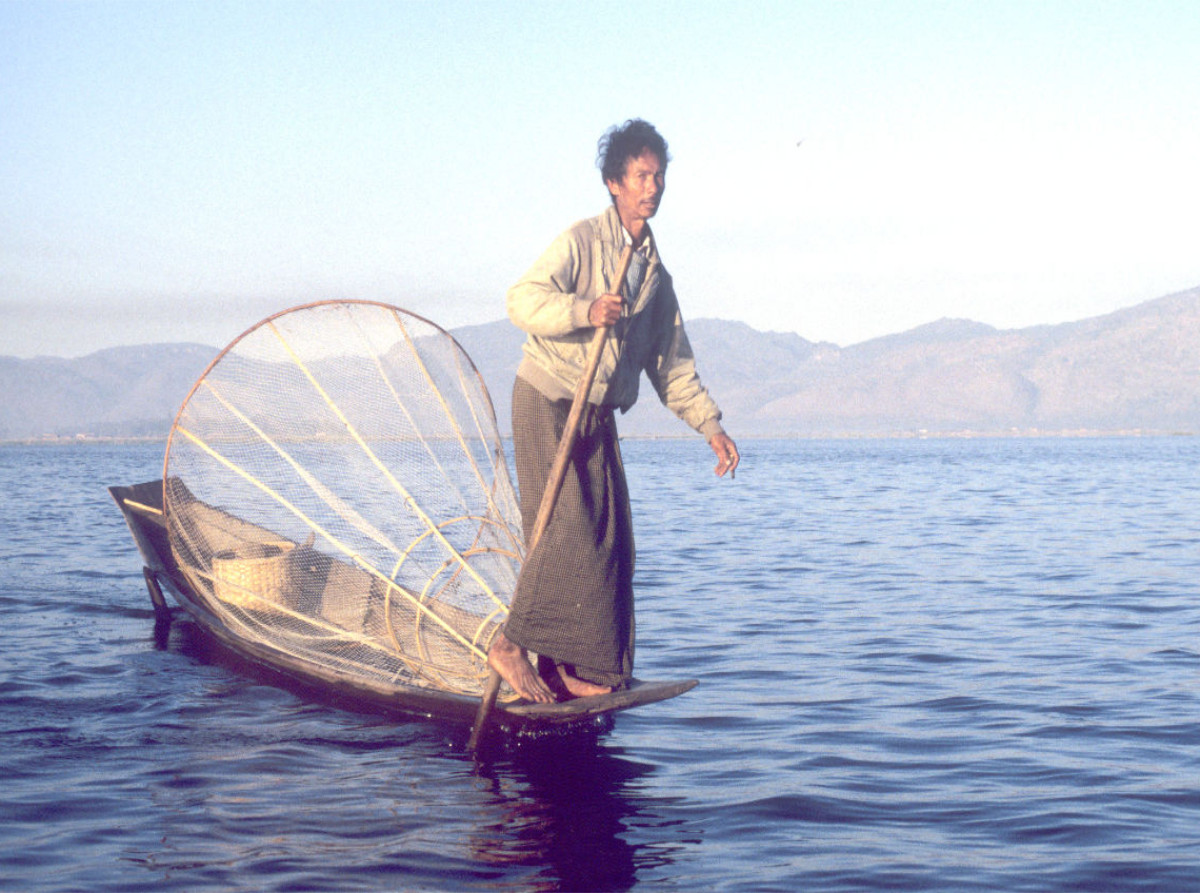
[163,301,523,698]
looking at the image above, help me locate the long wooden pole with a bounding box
[469,244,635,751]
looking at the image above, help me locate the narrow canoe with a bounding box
[110,480,696,735]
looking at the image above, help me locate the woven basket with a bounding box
[211,542,295,609]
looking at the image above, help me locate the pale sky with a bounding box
[4,0,1199,358]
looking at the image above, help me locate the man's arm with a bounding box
[642,279,739,476]
[507,228,593,336]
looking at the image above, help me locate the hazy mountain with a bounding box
[4,286,1199,440]
[752,287,1200,436]
[0,343,215,440]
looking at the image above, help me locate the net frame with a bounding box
[162,300,523,699]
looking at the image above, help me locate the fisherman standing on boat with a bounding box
[488,119,740,703]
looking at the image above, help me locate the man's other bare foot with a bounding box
[536,655,614,700]
[487,631,555,704]
[556,664,613,698]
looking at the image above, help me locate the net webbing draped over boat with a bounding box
[163,301,523,699]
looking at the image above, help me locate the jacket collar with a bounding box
[601,204,657,262]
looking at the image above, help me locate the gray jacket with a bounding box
[507,206,725,439]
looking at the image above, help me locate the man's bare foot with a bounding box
[535,655,613,700]
[487,631,555,704]
[555,664,613,698]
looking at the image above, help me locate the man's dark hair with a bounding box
[597,119,670,186]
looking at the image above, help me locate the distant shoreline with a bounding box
[3,429,1194,447]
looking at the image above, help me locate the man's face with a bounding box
[607,149,666,227]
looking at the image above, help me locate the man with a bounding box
[488,119,739,704]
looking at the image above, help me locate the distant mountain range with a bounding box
[4,286,1199,441]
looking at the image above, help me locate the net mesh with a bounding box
[163,301,523,699]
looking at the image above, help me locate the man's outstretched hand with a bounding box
[710,433,740,478]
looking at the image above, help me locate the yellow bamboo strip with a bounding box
[122,499,163,516]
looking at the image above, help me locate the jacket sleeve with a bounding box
[644,276,726,440]
[506,226,595,336]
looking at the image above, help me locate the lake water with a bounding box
[2,437,1199,892]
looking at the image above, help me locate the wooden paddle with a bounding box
[468,243,636,751]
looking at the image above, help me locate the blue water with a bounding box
[2,437,1199,891]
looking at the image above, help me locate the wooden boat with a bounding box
[111,479,696,736]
